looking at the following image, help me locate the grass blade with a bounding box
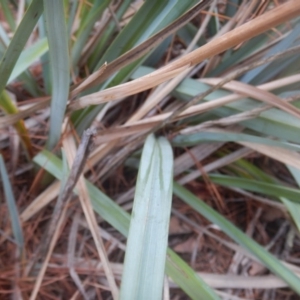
[172,130,300,151]
[0,0,43,94]
[283,166,300,232]
[8,38,48,83]
[0,0,16,31]
[173,182,300,295]
[120,135,173,300]
[209,174,300,203]
[166,249,220,300]
[0,155,24,250]
[33,149,219,299]
[44,0,70,150]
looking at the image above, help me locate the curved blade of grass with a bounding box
[8,38,48,83]
[44,0,70,150]
[120,135,173,300]
[172,131,300,151]
[228,157,276,182]
[230,158,300,232]
[281,197,300,232]
[38,16,51,94]
[0,22,10,48]
[34,149,129,235]
[66,0,78,38]
[209,174,300,203]
[173,182,300,295]
[166,249,220,300]
[0,155,24,250]
[0,0,16,31]
[281,166,300,232]
[33,149,219,299]
[0,0,43,94]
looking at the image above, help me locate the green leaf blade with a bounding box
[44,0,70,150]
[8,38,48,83]
[120,135,173,300]
[33,149,220,299]
[0,155,24,250]
[166,249,220,300]
[173,182,300,295]
[0,0,43,94]
[209,174,300,203]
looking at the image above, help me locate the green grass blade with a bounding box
[34,149,130,235]
[66,0,78,38]
[120,135,173,300]
[0,0,43,94]
[8,38,48,83]
[229,158,300,232]
[44,0,70,150]
[0,155,24,250]
[38,16,51,94]
[229,157,277,182]
[209,174,300,203]
[166,249,220,300]
[173,182,300,295]
[281,197,300,232]
[283,166,300,232]
[172,131,300,151]
[0,22,10,48]
[0,0,16,31]
[33,149,219,299]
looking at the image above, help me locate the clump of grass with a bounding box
[0,1,300,299]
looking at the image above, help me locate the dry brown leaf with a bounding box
[202,78,300,119]
[21,181,60,222]
[69,65,189,110]
[62,127,119,300]
[240,142,300,170]
[70,62,107,97]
